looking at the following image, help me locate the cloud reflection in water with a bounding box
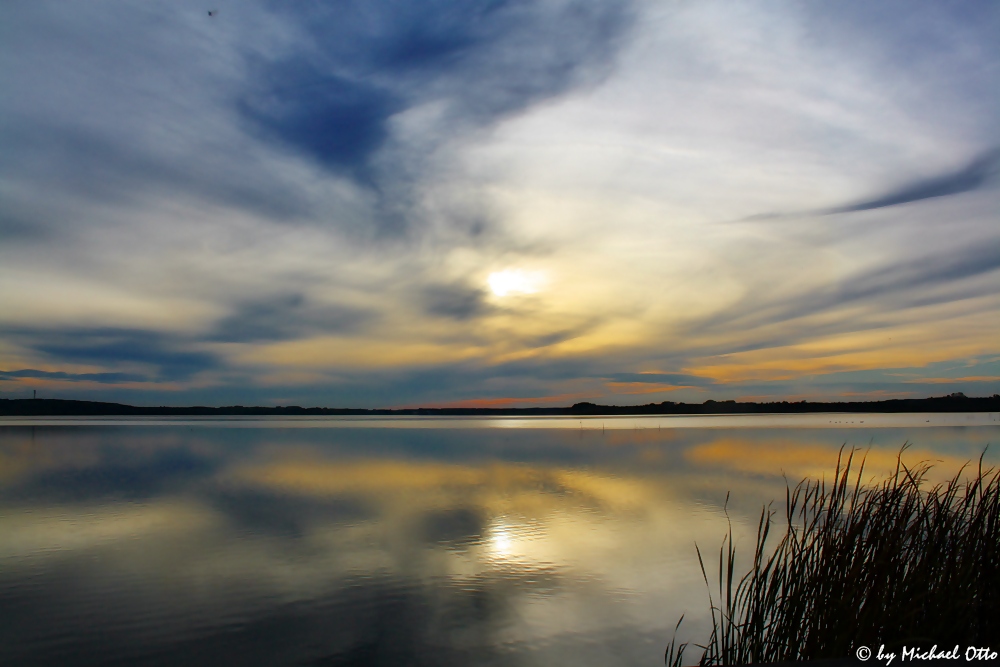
[0,421,997,665]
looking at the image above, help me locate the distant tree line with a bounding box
[1,394,998,416]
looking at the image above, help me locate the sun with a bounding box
[487,269,545,297]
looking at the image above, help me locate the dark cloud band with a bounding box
[828,148,1000,214]
[0,369,146,384]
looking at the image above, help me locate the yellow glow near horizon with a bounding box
[487,269,545,297]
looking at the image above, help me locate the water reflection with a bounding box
[0,419,997,666]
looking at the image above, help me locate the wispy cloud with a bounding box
[241,1,632,193]
[0,369,146,384]
[1,0,998,406]
[744,148,1000,222]
[826,148,1000,213]
[604,373,715,387]
[14,329,219,383]
[708,238,1000,340]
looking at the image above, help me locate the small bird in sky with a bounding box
[207,9,218,17]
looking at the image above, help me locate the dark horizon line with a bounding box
[1,393,999,417]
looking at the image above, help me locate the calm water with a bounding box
[1,413,997,666]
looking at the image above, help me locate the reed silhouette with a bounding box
[667,447,1000,666]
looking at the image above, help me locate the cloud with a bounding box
[691,238,1000,341]
[0,204,47,241]
[240,70,403,178]
[20,329,219,382]
[2,124,309,225]
[0,4,335,247]
[833,238,1000,302]
[208,294,376,343]
[242,0,632,183]
[420,284,492,321]
[0,369,146,384]
[605,372,715,387]
[827,148,1000,213]
[743,149,1000,222]
[2,1,998,406]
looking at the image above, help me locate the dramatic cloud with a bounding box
[242,1,630,177]
[1,0,998,405]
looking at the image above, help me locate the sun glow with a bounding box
[487,269,545,297]
[491,527,513,555]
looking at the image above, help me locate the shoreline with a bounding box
[2,395,999,418]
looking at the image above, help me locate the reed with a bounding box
[666,446,1000,665]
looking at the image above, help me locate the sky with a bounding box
[1,0,999,408]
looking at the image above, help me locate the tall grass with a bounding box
[667,447,1000,666]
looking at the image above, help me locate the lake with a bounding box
[1,413,998,666]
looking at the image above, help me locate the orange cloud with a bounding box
[904,376,1000,384]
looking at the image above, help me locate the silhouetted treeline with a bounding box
[2,394,998,416]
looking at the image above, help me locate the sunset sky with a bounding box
[2,0,999,407]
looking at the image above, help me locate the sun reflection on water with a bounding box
[0,420,996,666]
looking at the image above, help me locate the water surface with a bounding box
[1,414,997,666]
